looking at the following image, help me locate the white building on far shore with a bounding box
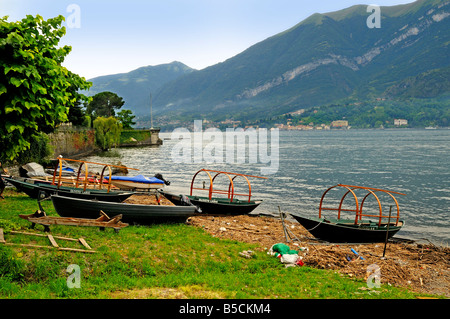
[394,119,408,126]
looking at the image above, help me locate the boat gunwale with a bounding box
[290,213,404,231]
[159,191,263,206]
[50,194,196,210]
[4,176,133,195]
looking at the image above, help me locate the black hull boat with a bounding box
[291,184,406,243]
[160,169,266,216]
[159,191,262,215]
[2,158,140,202]
[290,214,404,243]
[3,176,133,202]
[51,195,198,225]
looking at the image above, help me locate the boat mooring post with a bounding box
[383,205,392,258]
[279,206,290,243]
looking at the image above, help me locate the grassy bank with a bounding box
[0,188,426,299]
[119,129,151,145]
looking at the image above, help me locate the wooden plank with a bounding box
[23,215,128,229]
[3,230,96,253]
[53,235,79,242]
[0,228,5,244]
[96,210,110,221]
[78,238,92,250]
[47,234,59,248]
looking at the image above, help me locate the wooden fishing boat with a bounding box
[51,195,198,224]
[3,157,139,202]
[160,169,266,215]
[109,174,165,190]
[290,184,406,243]
[3,176,133,202]
[48,157,140,192]
[159,191,262,215]
[290,215,404,243]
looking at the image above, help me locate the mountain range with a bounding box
[87,0,450,124]
[86,62,195,116]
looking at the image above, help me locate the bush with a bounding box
[93,117,123,151]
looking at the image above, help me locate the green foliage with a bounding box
[120,129,151,144]
[290,97,450,128]
[0,15,92,162]
[384,67,450,99]
[86,91,124,118]
[0,218,21,232]
[93,116,123,151]
[14,132,53,164]
[117,109,136,129]
[82,115,91,128]
[0,245,25,281]
[68,102,87,126]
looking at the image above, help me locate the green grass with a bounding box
[0,188,425,299]
[119,129,151,145]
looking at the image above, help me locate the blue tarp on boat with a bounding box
[110,174,164,184]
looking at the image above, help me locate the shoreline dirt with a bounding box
[187,214,450,298]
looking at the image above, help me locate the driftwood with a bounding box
[19,210,128,233]
[0,228,96,253]
[221,225,271,235]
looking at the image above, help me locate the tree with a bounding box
[93,117,123,151]
[86,91,124,118]
[116,109,136,129]
[68,102,86,126]
[0,15,91,162]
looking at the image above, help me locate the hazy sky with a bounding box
[1,0,415,79]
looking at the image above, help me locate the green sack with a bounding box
[272,243,298,256]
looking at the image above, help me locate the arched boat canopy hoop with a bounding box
[51,158,138,193]
[190,169,267,202]
[230,175,252,202]
[319,184,406,226]
[211,172,235,200]
[75,162,89,191]
[100,165,112,192]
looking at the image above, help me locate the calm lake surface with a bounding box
[85,129,450,245]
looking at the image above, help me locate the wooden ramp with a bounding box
[19,210,128,233]
[0,228,95,253]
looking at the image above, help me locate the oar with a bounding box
[382,205,392,258]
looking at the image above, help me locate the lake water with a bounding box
[84,128,450,245]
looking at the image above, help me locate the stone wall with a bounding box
[47,126,162,158]
[48,126,96,158]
